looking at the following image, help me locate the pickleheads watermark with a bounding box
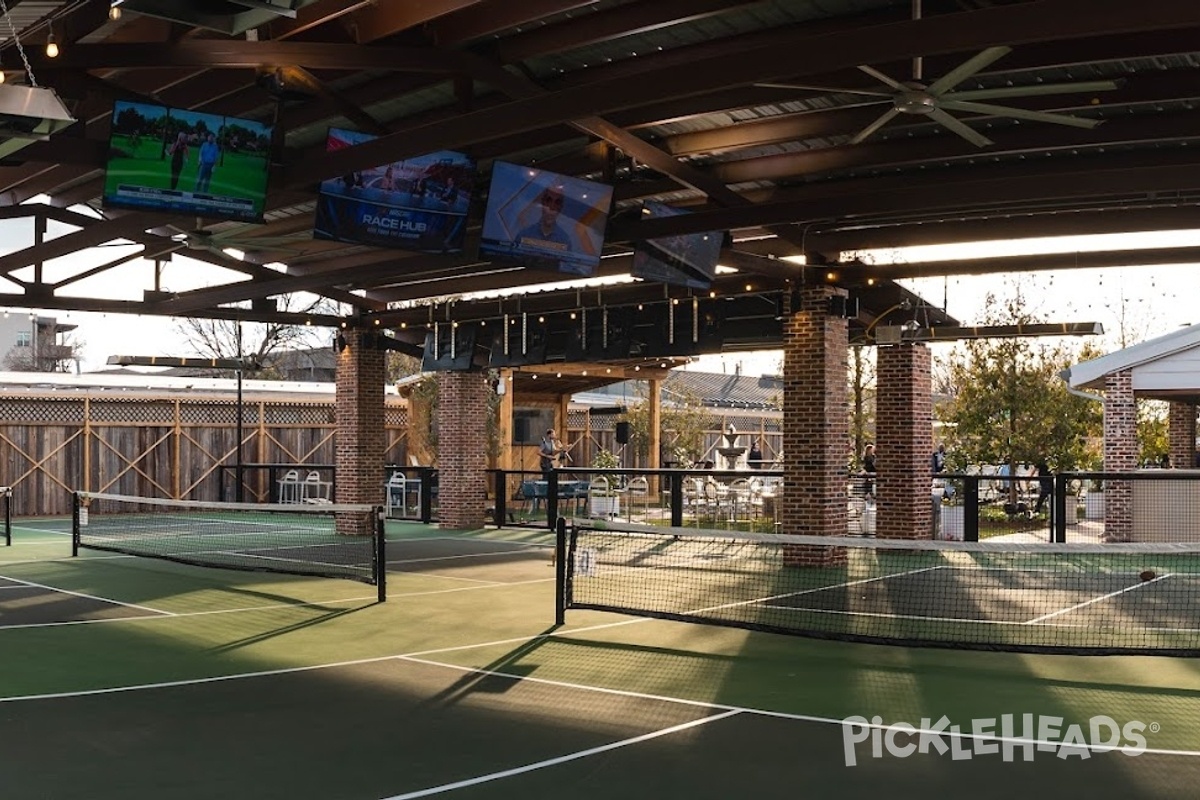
[841,714,1151,766]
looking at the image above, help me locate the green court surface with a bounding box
[3,517,1200,799]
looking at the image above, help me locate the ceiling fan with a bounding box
[757,4,1120,147]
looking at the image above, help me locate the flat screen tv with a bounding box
[102,100,272,222]
[479,161,614,277]
[631,201,723,289]
[313,128,475,253]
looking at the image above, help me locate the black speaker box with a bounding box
[615,421,631,444]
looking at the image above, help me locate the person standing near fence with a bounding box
[932,443,947,473]
[1033,459,1054,515]
[862,444,877,498]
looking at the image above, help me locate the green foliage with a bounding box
[940,288,1103,472]
[848,347,876,469]
[622,384,709,465]
[1137,400,1169,466]
[591,448,620,469]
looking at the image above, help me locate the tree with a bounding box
[940,287,1103,480]
[1137,400,1169,466]
[848,346,876,468]
[623,383,710,466]
[172,296,335,378]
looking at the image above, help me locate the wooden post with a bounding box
[558,392,571,460]
[498,368,514,473]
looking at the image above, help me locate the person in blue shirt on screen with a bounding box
[518,185,572,255]
[193,133,220,194]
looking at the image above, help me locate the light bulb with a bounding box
[109,3,122,20]
[0,72,5,85]
[45,36,59,58]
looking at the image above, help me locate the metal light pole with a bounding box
[107,350,259,503]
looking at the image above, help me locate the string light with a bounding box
[109,1,122,20]
[44,30,58,58]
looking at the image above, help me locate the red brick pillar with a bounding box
[781,286,848,566]
[1103,369,1135,542]
[1168,401,1195,469]
[876,343,933,539]
[334,328,384,536]
[436,371,489,530]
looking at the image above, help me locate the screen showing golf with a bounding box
[102,100,273,223]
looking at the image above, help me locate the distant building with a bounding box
[0,314,78,372]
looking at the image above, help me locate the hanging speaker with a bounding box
[515,417,529,443]
[615,421,631,444]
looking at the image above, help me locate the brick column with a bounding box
[876,343,933,539]
[1103,369,1136,542]
[436,371,489,529]
[334,329,384,536]
[781,286,848,566]
[1168,401,1196,469]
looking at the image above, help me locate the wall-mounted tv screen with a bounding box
[313,128,475,253]
[631,201,723,289]
[479,161,613,277]
[102,100,272,222]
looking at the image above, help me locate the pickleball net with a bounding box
[557,520,1200,656]
[73,492,385,600]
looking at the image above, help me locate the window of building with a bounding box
[16,331,30,347]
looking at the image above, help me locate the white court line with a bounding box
[1025,573,1172,624]
[0,596,378,631]
[384,577,555,595]
[391,548,549,565]
[3,617,1200,761]
[389,570,505,585]
[676,563,946,619]
[378,708,742,799]
[0,575,171,615]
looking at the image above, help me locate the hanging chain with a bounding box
[0,0,38,87]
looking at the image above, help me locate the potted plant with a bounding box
[589,449,621,518]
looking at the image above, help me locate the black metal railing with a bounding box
[491,467,785,531]
[218,463,335,504]
[384,465,437,523]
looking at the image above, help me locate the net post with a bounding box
[546,470,559,530]
[71,492,80,557]
[554,516,567,626]
[669,473,684,527]
[375,505,387,603]
[420,468,433,524]
[494,469,506,529]
[964,475,979,542]
[1053,473,1068,543]
[2,486,9,547]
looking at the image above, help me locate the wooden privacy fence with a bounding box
[0,393,410,517]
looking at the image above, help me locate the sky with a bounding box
[3,204,1200,375]
[684,229,1200,378]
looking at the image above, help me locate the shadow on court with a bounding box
[5,644,1199,800]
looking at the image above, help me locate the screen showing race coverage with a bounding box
[631,201,724,289]
[102,100,272,223]
[479,161,614,277]
[313,128,475,253]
